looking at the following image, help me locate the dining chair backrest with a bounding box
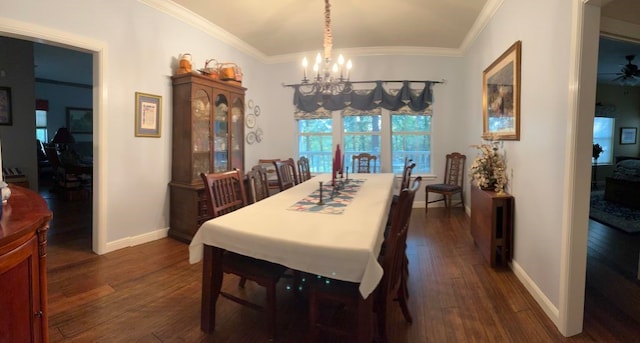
[425,152,466,214]
[400,159,416,191]
[200,169,247,218]
[259,158,281,194]
[352,153,377,173]
[382,177,420,287]
[273,158,299,191]
[376,176,421,341]
[297,156,311,182]
[246,165,270,203]
[443,152,465,186]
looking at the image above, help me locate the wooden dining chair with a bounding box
[246,165,270,204]
[387,159,416,301]
[297,156,312,182]
[258,158,281,195]
[308,177,421,343]
[200,169,287,340]
[425,152,466,214]
[273,158,299,191]
[352,153,377,173]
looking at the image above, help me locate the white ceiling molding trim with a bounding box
[266,46,463,65]
[600,16,640,41]
[138,0,268,61]
[459,0,504,54]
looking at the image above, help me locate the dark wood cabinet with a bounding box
[169,73,245,242]
[0,186,52,342]
[470,186,514,267]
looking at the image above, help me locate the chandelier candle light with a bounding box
[300,0,353,96]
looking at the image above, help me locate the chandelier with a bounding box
[300,0,353,96]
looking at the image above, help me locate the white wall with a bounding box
[463,0,578,322]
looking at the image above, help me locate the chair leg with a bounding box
[309,290,320,343]
[402,251,410,298]
[424,191,429,214]
[397,275,413,324]
[266,283,277,340]
[238,277,247,288]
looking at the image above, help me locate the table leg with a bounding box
[201,245,224,333]
[356,295,373,343]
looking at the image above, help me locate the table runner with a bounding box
[288,179,365,214]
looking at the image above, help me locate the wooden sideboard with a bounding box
[470,186,514,267]
[0,185,52,342]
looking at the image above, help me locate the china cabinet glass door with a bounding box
[230,97,244,171]
[192,89,211,180]
[213,94,229,172]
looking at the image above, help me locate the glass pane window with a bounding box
[35,109,48,142]
[593,117,614,165]
[343,115,381,169]
[298,119,333,173]
[391,115,431,173]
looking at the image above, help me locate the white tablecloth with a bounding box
[189,173,395,298]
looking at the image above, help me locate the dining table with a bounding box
[189,172,396,341]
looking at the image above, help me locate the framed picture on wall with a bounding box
[135,92,162,137]
[482,41,522,140]
[620,127,637,145]
[0,87,12,125]
[66,107,93,133]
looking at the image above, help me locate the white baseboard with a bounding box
[103,227,169,254]
[510,260,560,328]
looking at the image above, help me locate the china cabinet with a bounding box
[169,73,245,242]
[0,185,52,342]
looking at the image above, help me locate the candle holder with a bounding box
[317,181,324,205]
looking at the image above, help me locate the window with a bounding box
[297,111,432,174]
[36,109,48,143]
[343,115,381,171]
[391,114,431,173]
[593,117,614,164]
[298,119,333,173]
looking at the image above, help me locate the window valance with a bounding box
[292,80,436,115]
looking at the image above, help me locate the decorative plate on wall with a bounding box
[246,131,256,144]
[254,105,261,116]
[248,99,254,110]
[246,113,256,128]
[256,128,263,143]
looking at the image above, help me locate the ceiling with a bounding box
[169,0,489,57]
[31,0,640,86]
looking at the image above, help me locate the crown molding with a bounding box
[139,0,499,64]
[459,0,504,54]
[600,17,640,42]
[266,46,463,64]
[138,0,267,61]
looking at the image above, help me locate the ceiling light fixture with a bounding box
[299,0,352,97]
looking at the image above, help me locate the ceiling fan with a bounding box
[604,55,640,85]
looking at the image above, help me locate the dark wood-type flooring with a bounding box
[42,185,640,342]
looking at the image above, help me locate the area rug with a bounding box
[590,191,640,234]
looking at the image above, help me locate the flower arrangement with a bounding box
[592,143,603,160]
[469,140,508,193]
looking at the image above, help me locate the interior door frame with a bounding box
[0,19,108,254]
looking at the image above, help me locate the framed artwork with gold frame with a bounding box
[482,40,521,140]
[135,92,162,137]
